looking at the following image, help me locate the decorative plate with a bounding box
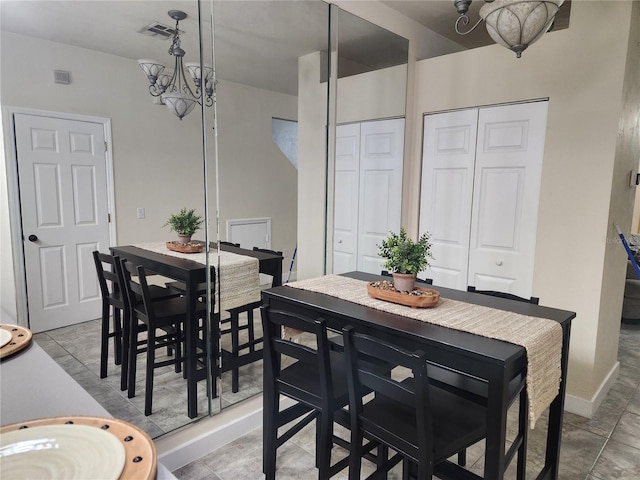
[166,241,204,253]
[367,282,440,308]
[0,324,33,360]
[0,416,156,480]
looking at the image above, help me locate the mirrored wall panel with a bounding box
[1,0,218,437]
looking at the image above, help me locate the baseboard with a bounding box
[155,395,263,472]
[155,394,294,472]
[564,361,620,418]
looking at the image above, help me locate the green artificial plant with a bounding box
[164,208,204,236]
[378,227,433,275]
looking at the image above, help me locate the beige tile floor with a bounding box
[171,321,640,480]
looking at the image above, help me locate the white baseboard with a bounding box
[564,361,620,418]
[155,395,263,472]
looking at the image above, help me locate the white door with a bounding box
[467,102,548,297]
[15,113,110,332]
[357,119,404,274]
[333,123,360,274]
[419,109,478,290]
[419,101,547,297]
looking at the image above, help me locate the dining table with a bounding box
[262,271,575,480]
[111,242,283,418]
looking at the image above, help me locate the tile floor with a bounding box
[33,313,264,439]
[171,321,640,480]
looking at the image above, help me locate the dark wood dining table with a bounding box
[111,243,283,418]
[262,271,575,480]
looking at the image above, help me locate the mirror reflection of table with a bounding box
[111,243,283,418]
[263,271,575,480]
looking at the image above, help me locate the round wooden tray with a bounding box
[0,324,33,360]
[0,416,156,480]
[166,241,204,253]
[367,282,440,308]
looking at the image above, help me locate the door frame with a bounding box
[3,106,116,327]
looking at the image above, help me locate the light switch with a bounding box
[137,207,145,219]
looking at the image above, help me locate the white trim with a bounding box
[2,106,116,327]
[564,361,620,418]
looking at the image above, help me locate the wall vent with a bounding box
[138,22,179,39]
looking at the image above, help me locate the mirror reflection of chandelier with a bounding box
[138,10,214,120]
[454,0,564,58]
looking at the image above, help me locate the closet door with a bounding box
[334,123,361,274]
[357,118,404,274]
[419,109,478,289]
[467,101,547,297]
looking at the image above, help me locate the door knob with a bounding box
[28,234,38,242]
[496,259,503,266]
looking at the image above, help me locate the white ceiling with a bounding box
[0,1,571,95]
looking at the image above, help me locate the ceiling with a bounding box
[0,1,571,95]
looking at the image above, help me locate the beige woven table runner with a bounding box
[286,275,563,428]
[133,242,260,311]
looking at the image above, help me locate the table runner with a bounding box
[133,243,260,311]
[286,275,563,428]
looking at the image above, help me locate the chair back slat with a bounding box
[121,260,155,322]
[272,337,318,364]
[467,286,539,305]
[93,251,121,298]
[253,247,283,256]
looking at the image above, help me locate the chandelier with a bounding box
[454,0,564,58]
[138,10,214,120]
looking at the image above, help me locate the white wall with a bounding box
[408,1,639,410]
[0,31,298,318]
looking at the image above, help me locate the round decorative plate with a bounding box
[0,416,156,480]
[0,324,33,360]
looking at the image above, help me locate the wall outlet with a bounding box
[282,248,289,257]
[136,207,145,219]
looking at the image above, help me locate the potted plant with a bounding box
[164,207,203,244]
[378,227,433,292]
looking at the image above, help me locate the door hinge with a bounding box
[108,213,111,223]
[104,141,108,152]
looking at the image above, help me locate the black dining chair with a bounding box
[467,285,539,305]
[261,307,358,479]
[121,259,205,415]
[221,247,282,393]
[342,326,487,480]
[93,251,179,388]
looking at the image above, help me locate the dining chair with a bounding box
[221,247,282,393]
[467,286,539,305]
[93,251,179,388]
[342,326,487,480]
[121,259,205,416]
[261,307,360,479]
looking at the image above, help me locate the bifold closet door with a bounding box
[419,101,547,297]
[334,118,404,275]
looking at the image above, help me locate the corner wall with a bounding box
[409,1,637,408]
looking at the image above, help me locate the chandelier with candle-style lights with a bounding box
[138,10,214,120]
[453,0,564,58]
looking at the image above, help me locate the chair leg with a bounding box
[120,308,131,391]
[174,322,182,374]
[231,311,240,393]
[99,302,110,379]
[457,449,467,467]
[348,426,363,480]
[317,411,333,479]
[127,322,138,399]
[144,327,156,416]
[247,309,255,353]
[113,307,122,366]
[263,392,278,480]
[516,390,528,480]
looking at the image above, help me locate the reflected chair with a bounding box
[121,259,205,415]
[342,326,487,480]
[220,241,240,247]
[93,251,178,388]
[221,247,282,393]
[467,286,539,305]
